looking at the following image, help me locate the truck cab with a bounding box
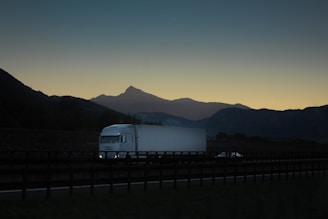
[98,124,135,159]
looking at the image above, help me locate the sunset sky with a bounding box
[1,0,327,110]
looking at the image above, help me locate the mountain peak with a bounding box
[115,86,165,103]
[125,86,143,94]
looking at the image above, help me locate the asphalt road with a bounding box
[1,169,325,200]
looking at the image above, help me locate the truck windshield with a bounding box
[100,136,120,143]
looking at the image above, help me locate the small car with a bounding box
[215,152,243,158]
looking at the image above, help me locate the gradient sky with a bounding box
[1,0,327,110]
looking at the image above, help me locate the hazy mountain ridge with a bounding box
[91,86,249,120]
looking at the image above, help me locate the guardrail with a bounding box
[1,150,328,199]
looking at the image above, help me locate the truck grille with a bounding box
[104,146,113,151]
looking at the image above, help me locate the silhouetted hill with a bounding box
[91,86,248,120]
[205,106,328,142]
[0,68,54,128]
[0,68,137,131]
[0,68,50,106]
[135,106,328,142]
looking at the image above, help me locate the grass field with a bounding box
[1,178,328,219]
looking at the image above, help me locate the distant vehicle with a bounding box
[215,152,243,158]
[98,124,206,159]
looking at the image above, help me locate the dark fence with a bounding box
[1,150,328,199]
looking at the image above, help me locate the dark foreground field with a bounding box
[1,178,328,219]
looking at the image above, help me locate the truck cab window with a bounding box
[101,136,119,143]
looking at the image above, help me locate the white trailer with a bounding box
[98,124,206,159]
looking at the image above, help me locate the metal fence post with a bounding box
[10,151,14,168]
[270,154,273,182]
[174,161,177,189]
[159,163,163,190]
[69,151,73,197]
[324,154,327,177]
[244,161,247,184]
[187,157,191,188]
[233,161,237,184]
[253,162,257,183]
[292,153,296,180]
[22,151,29,200]
[200,163,203,187]
[279,155,282,181]
[90,151,95,196]
[212,160,216,185]
[109,160,113,193]
[127,163,131,192]
[144,164,148,192]
[285,159,289,180]
[262,154,266,182]
[46,151,51,198]
[223,160,226,184]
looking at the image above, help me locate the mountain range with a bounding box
[91,86,328,142]
[1,68,328,142]
[91,86,248,120]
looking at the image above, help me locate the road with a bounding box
[1,169,325,200]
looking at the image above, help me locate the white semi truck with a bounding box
[98,124,206,159]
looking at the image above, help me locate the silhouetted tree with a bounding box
[233,133,247,140]
[216,132,228,140]
[126,114,141,124]
[144,121,163,126]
